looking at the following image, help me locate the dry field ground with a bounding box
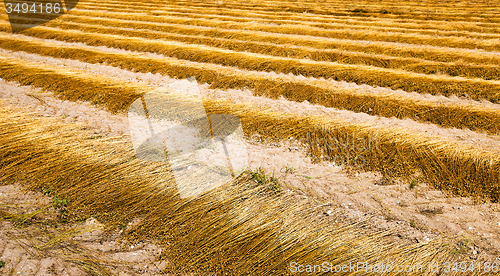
[1,0,500,275]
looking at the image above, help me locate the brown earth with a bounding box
[0,183,170,275]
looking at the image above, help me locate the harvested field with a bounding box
[4,18,500,103]
[1,0,500,275]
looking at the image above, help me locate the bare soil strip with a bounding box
[0,184,168,275]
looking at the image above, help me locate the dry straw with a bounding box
[2,20,500,103]
[82,0,500,24]
[41,17,500,81]
[169,0,500,24]
[0,103,478,275]
[64,0,497,34]
[1,34,499,135]
[62,4,500,43]
[62,8,500,51]
[3,12,500,67]
[49,9,500,54]
[0,53,499,202]
[74,0,500,34]
[0,54,146,112]
[70,2,500,38]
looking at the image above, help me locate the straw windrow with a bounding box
[1,36,499,135]
[0,53,498,202]
[66,3,500,38]
[69,0,500,33]
[20,16,500,81]
[42,13,500,64]
[58,9,500,51]
[44,5,500,42]
[4,12,500,66]
[67,0,500,24]
[2,21,500,103]
[0,103,478,275]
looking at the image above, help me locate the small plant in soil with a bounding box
[250,168,281,193]
[281,164,296,175]
[409,179,418,189]
[453,237,471,255]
